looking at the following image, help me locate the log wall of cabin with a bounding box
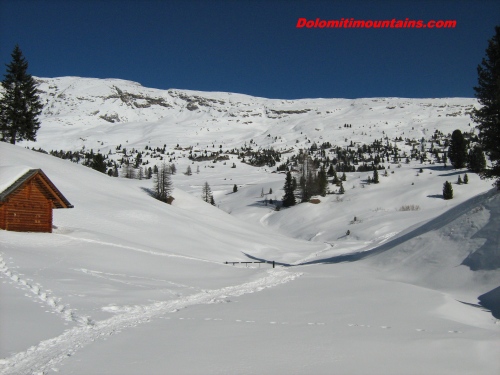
[1,177,53,233]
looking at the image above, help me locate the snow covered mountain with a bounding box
[1,77,499,374]
[26,76,477,153]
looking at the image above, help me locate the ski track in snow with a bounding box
[0,269,301,375]
[164,317,469,335]
[0,253,93,327]
[76,268,202,292]
[55,234,221,265]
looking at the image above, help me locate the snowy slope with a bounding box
[1,140,499,375]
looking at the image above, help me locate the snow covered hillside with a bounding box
[1,78,499,374]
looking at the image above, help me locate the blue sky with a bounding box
[0,0,499,99]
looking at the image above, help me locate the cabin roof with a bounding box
[0,168,73,208]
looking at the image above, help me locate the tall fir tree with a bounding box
[471,26,500,188]
[317,165,328,196]
[448,129,467,169]
[282,171,296,207]
[0,45,43,144]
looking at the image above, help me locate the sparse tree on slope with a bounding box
[471,26,500,189]
[0,45,43,144]
[202,182,213,204]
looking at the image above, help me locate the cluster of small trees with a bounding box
[153,163,173,203]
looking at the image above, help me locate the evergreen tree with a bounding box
[233,184,238,193]
[448,129,467,169]
[464,173,469,184]
[373,168,379,184]
[467,145,487,173]
[202,182,213,204]
[282,171,296,207]
[90,153,107,174]
[471,26,500,188]
[0,45,43,144]
[185,165,192,176]
[210,196,216,206]
[458,175,463,185]
[341,172,347,181]
[443,181,453,200]
[331,169,339,184]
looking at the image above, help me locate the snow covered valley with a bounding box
[1,77,499,374]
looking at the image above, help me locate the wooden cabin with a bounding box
[0,169,73,233]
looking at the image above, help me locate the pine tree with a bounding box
[341,172,347,181]
[185,165,192,176]
[464,173,469,184]
[233,184,238,193]
[0,45,43,144]
[282,171,296,207]
[373,168,379,184]
[443,181,453,200]
[467,145,487,173]
[448,129,467,169]
[471,26,500,188]
[458,175,463,185]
